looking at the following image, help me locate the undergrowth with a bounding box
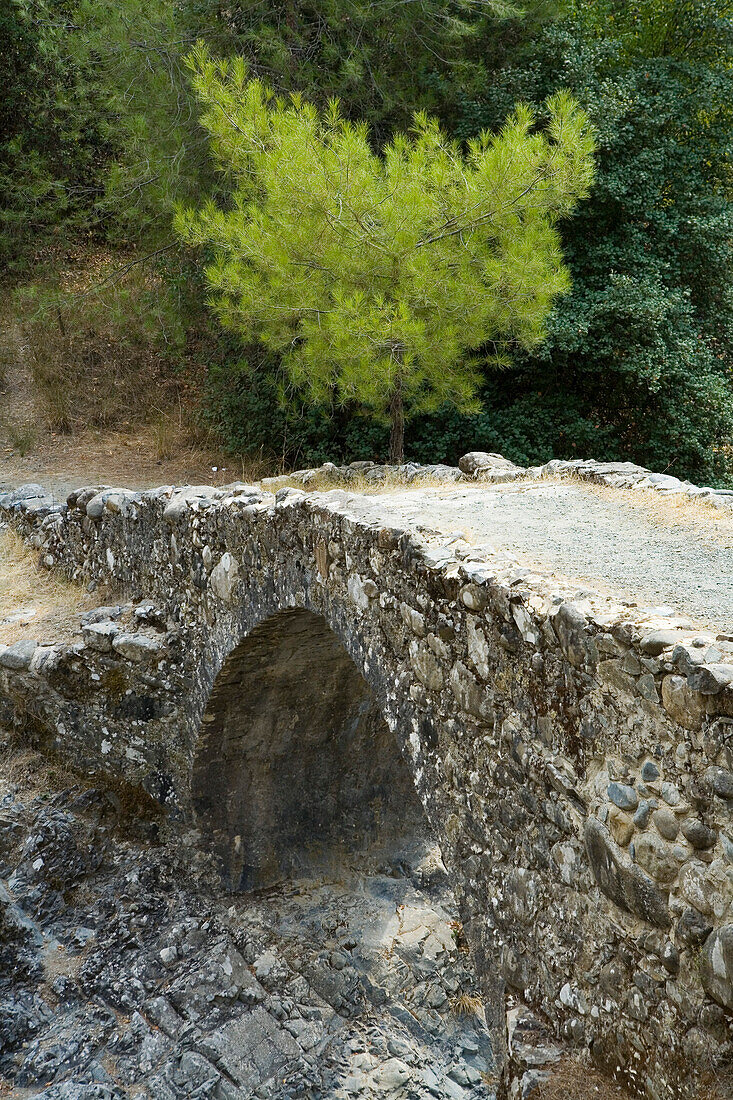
[13,248,197,436]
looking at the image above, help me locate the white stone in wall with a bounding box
[347,573,370,611]
[466,618,490,680]
[512,602,540,646]
[210,553,239,603]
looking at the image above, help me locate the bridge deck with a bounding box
[334,482,733,634]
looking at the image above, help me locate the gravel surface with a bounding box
[340,482,733,634]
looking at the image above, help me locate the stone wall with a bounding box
[1,475,732,1097]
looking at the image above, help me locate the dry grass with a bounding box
[273,469,467,495]
[0,528,108,645]
[0,422,274,493]
[0,746,77,800]
[531,1054,731,1100]
[19,250,189,435]
[0,417,36,457]
[1,245,278,489]
[562,473,733,544]
[531,1056,636,1100]
[449,991,484,1016]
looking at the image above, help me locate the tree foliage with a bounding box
[0,0,106,272]
[68,0,216,249]
[3,0,733,483]
[446,0,733,482]
[176,49,594,461]
[197,0,528,144]
[17,0,539,254]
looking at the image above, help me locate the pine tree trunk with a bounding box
[388,378,404,466]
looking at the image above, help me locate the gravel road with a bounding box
[341,482,733,634]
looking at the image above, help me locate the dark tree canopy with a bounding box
[449,0,733,483]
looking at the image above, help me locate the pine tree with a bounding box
[176,46,594,463]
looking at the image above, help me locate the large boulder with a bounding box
[700,925,733,1011]
[458,452,524,478]
[585,818,671,928]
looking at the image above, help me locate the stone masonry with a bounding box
[1,460,733,1098]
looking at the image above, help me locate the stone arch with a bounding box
[192,608,428,891]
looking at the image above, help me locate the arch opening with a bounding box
[193,609,430,891]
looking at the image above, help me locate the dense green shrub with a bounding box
[443,2,733,483]
[0,1,107,272]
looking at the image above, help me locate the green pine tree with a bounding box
[176,46,594,463]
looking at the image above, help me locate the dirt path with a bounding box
[0,429,257,500]
[0,312,264,495]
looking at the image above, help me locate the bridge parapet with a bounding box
[1,476,732,1097]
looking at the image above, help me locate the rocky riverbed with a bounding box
[0,752,499,1100]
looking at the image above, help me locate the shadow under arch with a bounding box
[192,608,429,891]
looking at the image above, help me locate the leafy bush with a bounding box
[443,2,733,484]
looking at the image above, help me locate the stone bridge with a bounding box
[1,460,733,1098]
